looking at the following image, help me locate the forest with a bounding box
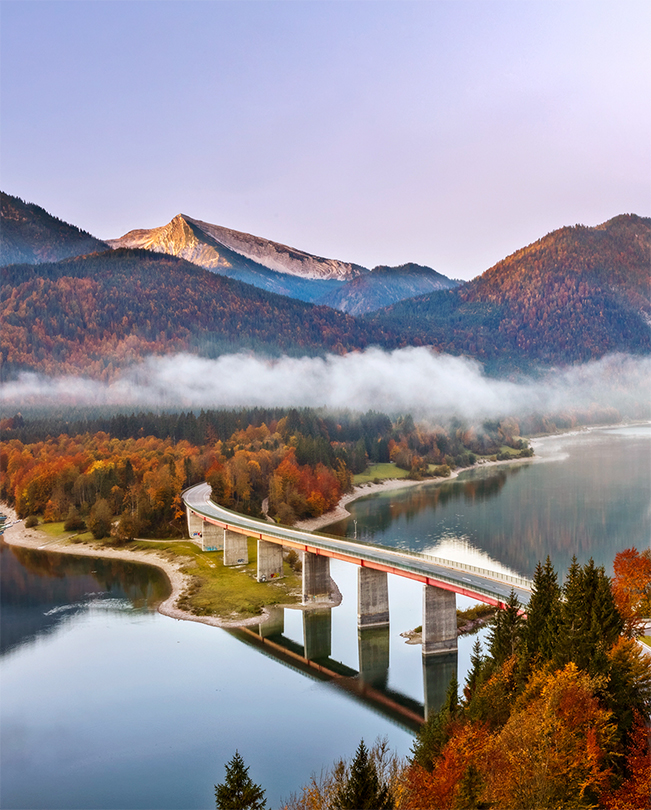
[368,214,651,371]
[0,249,400,381]
[0,407,534,536]
[218,553,650,810]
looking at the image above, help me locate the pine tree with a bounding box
[488,590,524,666]
[464,638,485,701]
[556,557,623,673]
[332,739,394,810]
[523,557,561,664]
[215,751,266,810]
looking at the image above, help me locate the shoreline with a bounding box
[0,503,276,630]
[295,454,535,532]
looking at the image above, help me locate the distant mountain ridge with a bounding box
[0,192,108,265]
[107,212,457,312]
[368,214,651,369]
[320,263,459,315]
[1,249,400,380]
[2,192,649,376]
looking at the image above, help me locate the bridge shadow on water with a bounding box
[227,607,457,733]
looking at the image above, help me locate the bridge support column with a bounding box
[357,568,390,629]
[358,626,390,688]
[302,552,330,602]
[187,508,203,541]
[257,540,283,581]
[202,520,222,551]
[259,606,284,639]
[422,585,457,656]
[303,609,332,661]
[423,651,458,719]
[223,529,249,566]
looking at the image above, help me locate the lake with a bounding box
[1,425,649,809]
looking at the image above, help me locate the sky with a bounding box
[2,1,649,281]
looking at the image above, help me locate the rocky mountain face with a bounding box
[107,213,459,312]
[108,214,365,279]
[0,192,107,265]
[318,263,460,315]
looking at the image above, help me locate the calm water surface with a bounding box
[328,425,651,577]
[1,426,649,809]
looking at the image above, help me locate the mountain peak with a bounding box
[109,214,367,282]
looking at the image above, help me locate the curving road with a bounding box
[183,483,532,607]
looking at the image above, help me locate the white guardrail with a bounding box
[183,486,533,594]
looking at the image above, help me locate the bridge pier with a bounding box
[358,626,390,688]
[303,609,332,660]
[258,606,284,639]
[423,651,458,719]
[202,520,223,550]
[422,585,457,656]
[223,529,249,566]
[302,552,330,602]
[186,508,203,542]
[357,568,390,629]
[257,540,283,581]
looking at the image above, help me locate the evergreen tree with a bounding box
[332,739,394,810]
[488,590,524,666]
[410,706,451,772]
[521,557,561,669]
[215,751,266,810]
[464,639,485,701]
[556,557,623,673]
[453,763,488,810]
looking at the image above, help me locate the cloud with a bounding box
[2,348,650,421]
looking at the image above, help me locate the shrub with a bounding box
[24,514,39,528]
[64,506,87,532]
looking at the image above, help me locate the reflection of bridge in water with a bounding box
[183,483,532,719]
[229,608,457,729]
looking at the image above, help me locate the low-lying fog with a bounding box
[2,348,649,421]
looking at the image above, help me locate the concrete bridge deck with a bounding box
[183,483,532,607]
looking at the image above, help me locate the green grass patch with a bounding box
[131,537,302,620]
[457,603,496,628]
[354,463,410,485]
[640,636,651,648]
[34,521,95,543]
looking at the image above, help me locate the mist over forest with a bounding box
[2,347,649,424]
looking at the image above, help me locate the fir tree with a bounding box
[332,739,394,810]
[520,557,562,678]
[464,638,485,702]
[215,751,266,810]
[488,590,524,666]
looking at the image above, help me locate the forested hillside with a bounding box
[369,215,651,369]
[0,249,400,380]
[0,192,107,265]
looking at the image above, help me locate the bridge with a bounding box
[183,483,531,659]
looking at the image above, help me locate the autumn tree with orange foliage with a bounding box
[401,555,651,810]
[612,547,651,637]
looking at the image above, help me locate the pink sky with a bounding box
[2,1,649,280]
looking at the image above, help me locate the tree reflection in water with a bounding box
[0,540,170,655]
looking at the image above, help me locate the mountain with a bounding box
[108,214,460,312]
[317,263,460,315]
[368,214,651,369]
[107,214,365,304]
[0,192,108,265]
[0,249,399,380]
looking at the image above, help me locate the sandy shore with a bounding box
[295,455,534,532]
[0,503,273,630]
